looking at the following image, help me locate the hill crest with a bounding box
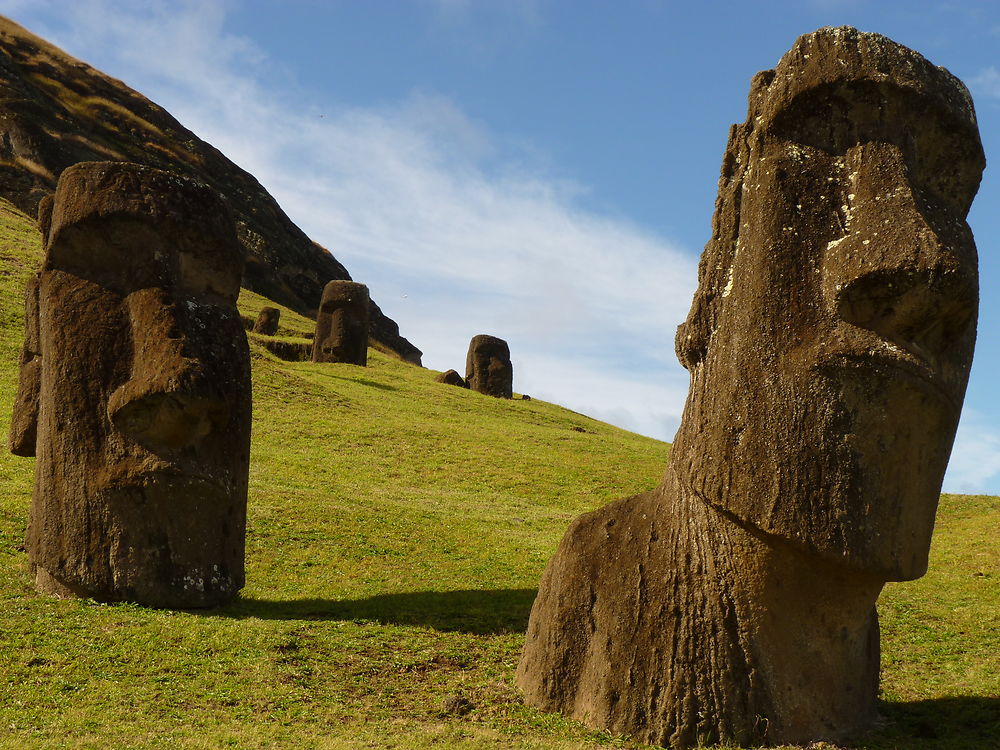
[0,15,421,363]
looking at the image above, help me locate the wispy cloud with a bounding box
[10,0,696,442]
[970,66,1000,100]
[942,409,1000,494]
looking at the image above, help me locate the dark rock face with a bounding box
[435,369,468,388]
[252,306,280,335]
[517,27,984,749]
[465,335,512,398]
[10,161,252,608]
[312,281,370,365]
[0,16,421,364]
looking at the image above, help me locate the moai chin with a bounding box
[517,27,984,748]
[465,334,512,398]
[8,161,252,609]
[311,280,369,365]
[252,306,281,336]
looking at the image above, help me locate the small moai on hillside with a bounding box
[517,27,985,748]
[36,193,53,243]
[252,305,281,335]
[312,280,370,365]
[465,335,512,399]
[8,161,252,608]
[435,369,469,388]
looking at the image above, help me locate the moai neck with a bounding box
[668,463,886,744]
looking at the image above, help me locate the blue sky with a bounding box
[4,0,1000,494]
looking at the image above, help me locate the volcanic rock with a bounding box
[517,27,984,748]
[312,280,370,365]
[252,306,280,336]
[10,161,253,608]
[435,369,468,387]
[465,335,512,399]
[0,16,421,363]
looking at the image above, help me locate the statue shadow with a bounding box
[322,374,397,391]
[868,696,1000,749]
[212,587,537,635]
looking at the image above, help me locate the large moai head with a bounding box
[672,27,984,581]
[252,306,280,336]
[312,280,370,365]
[466,334,513,399]
[9,161,252,608]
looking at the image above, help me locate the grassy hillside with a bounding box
[0,197,997,749]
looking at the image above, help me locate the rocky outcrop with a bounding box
[11,161,252,608]
[517,27,984,748]
[0,15,421,363]
[435,369,468,388]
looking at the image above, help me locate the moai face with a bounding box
[312,280,370,365]
[12,162,252,607]
[672,28,984,581]
[466,335,512,399]
[252,306,280,336]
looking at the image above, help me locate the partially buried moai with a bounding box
[252,305,280,335]
[312,280,369,365]
[466,335,512,398]
[9,161,252,608]
[517,27,984,748]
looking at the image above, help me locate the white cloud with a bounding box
[970,66,1000,99]
[11,0,696,443]
[942,409,1000,495]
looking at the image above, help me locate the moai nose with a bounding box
[823,142,978,366]
[107,288,231,451]
[109,387,229,452]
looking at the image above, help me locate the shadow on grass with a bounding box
[865,696,1000,749]
[212,588,538,635]
[307,367,398,391]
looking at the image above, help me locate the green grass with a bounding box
[0,196,997,749]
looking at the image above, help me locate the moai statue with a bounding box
[517,27,984,748]
[8,161,252,609]
[311,280,369,365]
[466,335,512,398]
[36,194,53,242]
[252,306,280,335]
[435,369,469,388]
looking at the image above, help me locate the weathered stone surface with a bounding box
[0,16,421,364]
[252,306,281,335]
[10,161,252,608]
[312,281,370,365]
[36,193,52,243]
[435,369,468,388]
[517,27,983,749]
[8,271,39,456]
[465,335,512,398]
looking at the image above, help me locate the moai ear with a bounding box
[9,273,41,457]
